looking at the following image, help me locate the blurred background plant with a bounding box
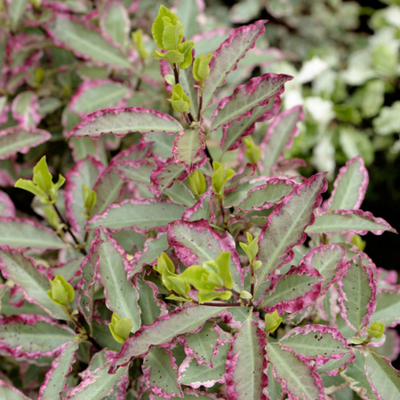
[0,0,399,279]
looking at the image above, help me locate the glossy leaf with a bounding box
[87,199,185,232]
[69,107,183,139]
[279,325,353,364]
[143,347,182,397]
[0,380,31,400]
[266,343,324,400]
[128,234,169,279]
[365,351,400,400]
[337,255,376,332]
[258,263,322,313]
[202,20,267,109]
[100,1,130,49]
[221,96,280,153]
[0,248,68,320]
[235,179,297,212]
[109,306,225,373]
[46,14,131,68]
[185,321,219,367]
[261,106,303,171]
[0,127,51,160]
[226,315,267,400]
[70,80,130,118]
[96,229,141,332]
[65,361,128,400]
[173,128,205,172]
[327,156,369,211]
[0,314,75,358]
[301,244,346,295]
[178,342,230,388]
[305,209,396,235]
[369,289,400,328]
[38,341,79,400]
[211,73,291,131]
[168,220,243,291]
[255,173,327,298]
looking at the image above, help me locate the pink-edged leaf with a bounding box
[109,306,225,373]
[45,14,131,68]
[150,388,224,399]
[0,379,31,400]
[92,166,125,216]
[141,132,176,161]
[64,156,104,238]
[0,247,68,320]
[0,126,51,160]
[128,233,169,279]
[0,96,8,125]
[11,91,41,128]
[257,263,322,313]
[182,191,215,223]
[110,142,153,164]
[168,219,243,291]
[226,315,267,400]
[87,199,185,232]
[99,1,130,50]
[0,314,76,358]
[69,79,131,118]
[235,178,298,213]
[279,325,354,366]
[165,180,197,207]
[255,172,327,298]
[77,253,96,326]
[326,155,369,211]
[301,244,347,295]
[267,343,324,400]
[264,363,284,400]
[221,96,280,153]
[68,107,183,139]
[143,346,183,398]
[172,128,205,173]
[315,351,354,376]
[150,159,187,197]
[136,275,167,326]
[261,106,304,172]
[178,342,230,389]
[337,255,376,333]
[185,320,221,368]
[96,228,141,332]
[305,209,397,235]
[369,288,400,328]
[365,352,400,400]
[202,20,267,109]
[342,350,378,400]
[0,190,15,218]
[114,160,155,186]
[65,360,128,400]
[37,341,79,400]
[211,73,292,131]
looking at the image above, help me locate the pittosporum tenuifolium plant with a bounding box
[0,3,399,400]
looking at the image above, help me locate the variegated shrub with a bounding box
[0,3,399,400]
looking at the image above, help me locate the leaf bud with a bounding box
[239,232,259,265]
[243,136,262,164]
[168,84,191,113]
[239,290,253,300]
[352,234,366,251]
[132,29,149,61]
[264,310,282,334]
[154,252,175,274]
[15,156,65,205]
[366,321,385,339]
[46,275,75,307]
[82,184,97,218]
[109,313,133,343]
[152,5,183,51]
[152,49,184,64]
[177,41,195,69]
[212,161,235,198]
[193,53,213,83]
[188,169,207,197]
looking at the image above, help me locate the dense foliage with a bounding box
[0,1,399,400]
